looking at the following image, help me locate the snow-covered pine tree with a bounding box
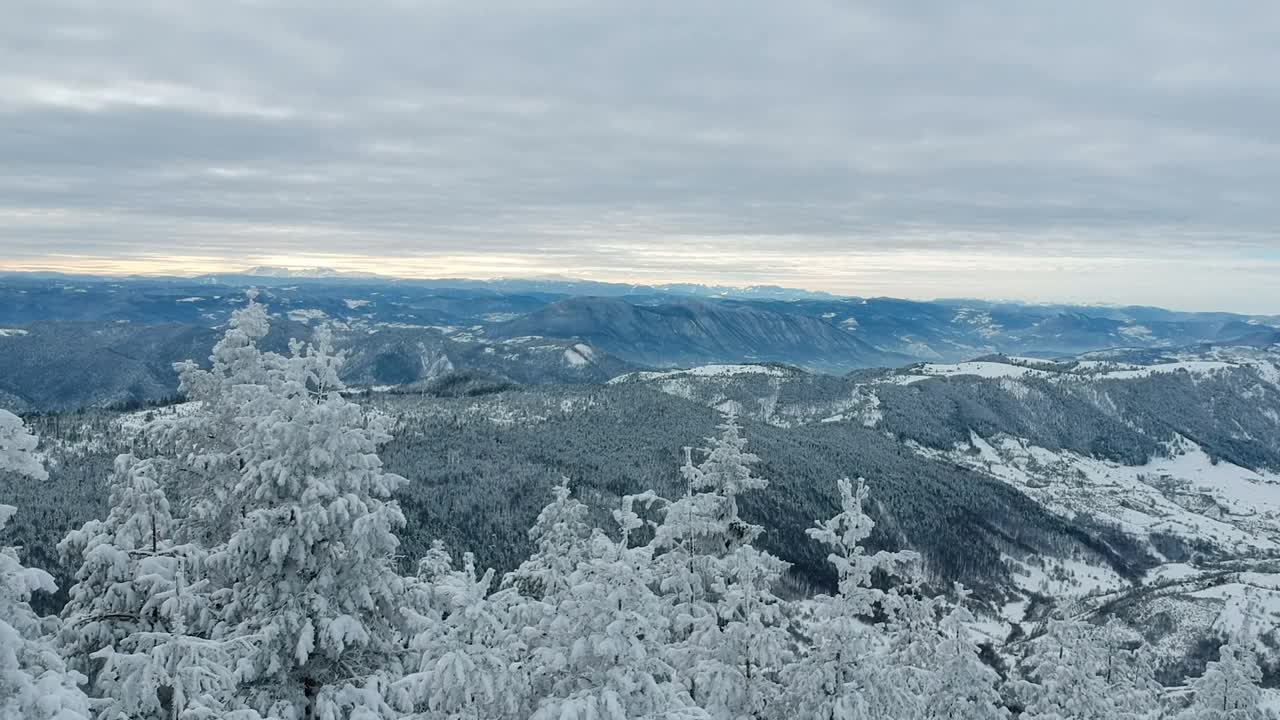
[695,543,791,720]
[1014,619,1116,720]
[201,324,409,719]
[649,417,793,719]
[1176,634,1273,720]
[923,584,1008,720]
[522,516,707,720]
[781,476,925,719]
[503,478,595,600]
[0,410,91,720]
[58,453,234,719]
[1097,619,1161,720]
[392,549,527,720]
[1,506,93,720]
[158,294,281,550]
[59,454,179,676]
[0,409,48,480]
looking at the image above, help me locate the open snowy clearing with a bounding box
[609,364,789,384]
[918,432,1280,557]
[912,358,1243,382]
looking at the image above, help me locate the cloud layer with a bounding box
[2,1,1279,311]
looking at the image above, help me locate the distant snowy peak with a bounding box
[241,266,384,279]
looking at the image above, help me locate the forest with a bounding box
[2,299,1276,719]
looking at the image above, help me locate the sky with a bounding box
[2,1,1279,313]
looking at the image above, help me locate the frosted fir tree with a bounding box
[503,478,595,599]
[923,584,1008,720]
[0,411,91,720]
[691,543,791,720]
[650,417,770,619]
[783,477,922,720]
[1176,635,1272,720]
[58,454,235,719]
[59,454,181,675]
[1096,620,1161,720]
[202,324,409,719]
[158,294,283,549]
[655,416,767,558]
[392,550,527,720]
[1014,619,1116,720]
[517,486,709,720]
[649,417,792,718]
[1,506,93,720]
[0,409,47,479]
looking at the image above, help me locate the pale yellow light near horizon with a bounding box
[0,246,1120,282]
[5,246,1280,315]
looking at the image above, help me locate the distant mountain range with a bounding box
[1,271,1277,411]
[486,296,906,370]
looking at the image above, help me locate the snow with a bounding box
[1096,360,1236,379]
[1118,324,1155,341]
[1073,359,1144,371]
[685,364,787,377]
[876,373,931,385]
[609,364,787,384]
[932,433,1280,556]
[1144,563,1198,584]
[286,308,329,322]
[0,328,29,337]
[910,357,1245,383]
[919,361,1052,379]
[1190,580,1280,639]
[563,343,595,367]
[952,308,1003,338]
[1007,554,1127,599]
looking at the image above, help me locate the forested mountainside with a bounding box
[3,273,1279,411]
[6,321,1280,696]
[3,298,1278,718]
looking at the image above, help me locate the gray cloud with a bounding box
[1,0,1279,311]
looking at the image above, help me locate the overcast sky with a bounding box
[3,1,1279,312]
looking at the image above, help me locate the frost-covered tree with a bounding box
[1015,619,1116,720]
[1177,635,1272,720]
[199,324,409,719]
[503,478,594,600]
[1,507,92,720]
[654,417,767,562]
[58,454,233,719]
[0,409,47,480]
[649,418,792,719]
[522,518,707,720]
[692,543,791,720]
[1096,620,1161,720]
[923,585,1008,720]
[0,411,91,720]
[158,294,281,549]
[87,299,410,719]
[783,476,921,720]
[59,455,181,674]
[1014,617,1163,720]
[393,550,526,720]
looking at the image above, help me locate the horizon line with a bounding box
[1,266,1276,319]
